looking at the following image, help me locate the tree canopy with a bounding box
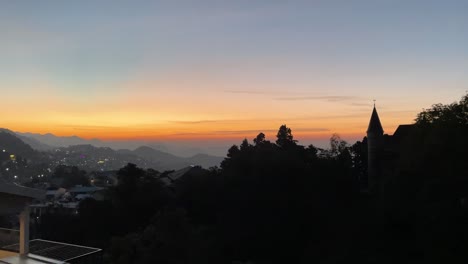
[34,93,468,264]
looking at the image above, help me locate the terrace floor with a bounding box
[0,250,17,259]
[0,252,63,264]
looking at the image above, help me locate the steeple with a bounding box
[367,106,384,134]
[366,104,384,194]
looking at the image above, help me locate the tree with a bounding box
[240,138,251,150]
[329,133,348,157]
[52,165,89,188]
[253,132,266,145]
[415,92,468,126]
[110,163,172,235]
[350,138,368,189]
[383,92,468,263]
[275,125,296,147]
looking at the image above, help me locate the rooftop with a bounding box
[0,183,44,200]
[367,106,384,134]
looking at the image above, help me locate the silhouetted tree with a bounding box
[381,92,468,263]
[253,132,266,145]
[275,124,296,147]
[52,165,89,188]
[38,93,468,264]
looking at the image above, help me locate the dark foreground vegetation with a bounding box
[36,93,468,264]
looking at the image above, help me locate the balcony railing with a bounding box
[0,228,101,264]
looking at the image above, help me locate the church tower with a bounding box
[367,104,384,193]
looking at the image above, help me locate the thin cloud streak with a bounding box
[168,128,330,137]
[275,96,360,102]
[214,128,330,134]
[224,90,270,95]
[169,120,220,124]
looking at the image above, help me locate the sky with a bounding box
[1,0,467,154]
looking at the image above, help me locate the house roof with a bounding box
[393,124,414,139]
[0,182,45,200]
[367,106,384,134]
[68,186,104,193]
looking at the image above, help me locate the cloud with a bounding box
[275,95,359,102]
[348,102,372,107]
[224,90,270,95]
[167,132,205,136]
[214,128,329,134]
[166,127,330,137]
[213,129,278,134]
[169,120,220,124]
[53,124,123,131]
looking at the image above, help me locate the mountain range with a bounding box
[0,129,224,171]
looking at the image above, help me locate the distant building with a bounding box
[366,105,414,194]
[68,185,104,196]
[45,188,67,201]
[160,165,207,185]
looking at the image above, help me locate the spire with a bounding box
[367,105,384,134]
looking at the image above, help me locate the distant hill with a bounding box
[185,153,224,169]
[130,146,223,170]
[17,135,54,151]
[16,132,102,148]
[51,144,156,171]
[15,131,229,157]
[1,129,223,171]
[0,129,41,160]
[15,131,224,170]
[48,145,222,171]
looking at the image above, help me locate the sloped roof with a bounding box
[68,186,104,193]
[160,166,206,185]
[393,124,414,138]
[0,182,45,200]
[367,106,384,134]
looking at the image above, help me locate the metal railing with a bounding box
[1,228,102,263]
[0,237,102,264]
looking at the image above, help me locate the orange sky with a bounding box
[1,70,462,144]
[2,76,425,143]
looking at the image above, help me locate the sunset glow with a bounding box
[1,1,467,151]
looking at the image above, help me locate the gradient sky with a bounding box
[1,1,467,151]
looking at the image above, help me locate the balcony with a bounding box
[0,182,102,263]
[1,237,102,264]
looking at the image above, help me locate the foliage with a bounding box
[35,93,468,264]
[52,165,90,188]
[275,124,297,147]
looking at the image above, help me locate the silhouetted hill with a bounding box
[15,131,223,169]
[131,146,223,170]
[49,145,222,171]
[17,135,54,151]
[0,129,41,160]
[51,144,155,171]
[17,132,102,148]
[1,129,53,151]
[16,131,229,157]
[185,153,224,169]
[133,146,179,161]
